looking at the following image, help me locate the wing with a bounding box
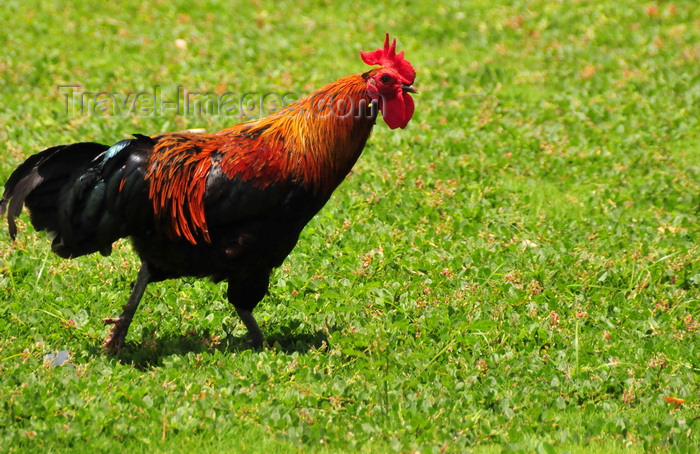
[146,128,314,246]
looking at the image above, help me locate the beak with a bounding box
[401,84,418,94]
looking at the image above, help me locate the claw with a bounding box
[103,324,127,352]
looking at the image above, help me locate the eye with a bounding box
[380,75,392,84]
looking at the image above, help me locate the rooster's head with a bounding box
[361,34,416,130]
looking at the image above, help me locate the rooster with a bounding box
[1,34,416,351]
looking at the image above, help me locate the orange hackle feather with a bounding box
[145,72,377,245]
[145,133,215,243]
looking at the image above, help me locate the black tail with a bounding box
[1,135,154,258]
[1,142,109,240]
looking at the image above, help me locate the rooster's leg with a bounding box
[228,272,270,349]
[236,307,265,348]
[103,262,151,352]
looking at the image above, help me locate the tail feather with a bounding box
[2,137,153,258]
[2,145,65,199]
[4,166,43,239]
[2,143,108,239]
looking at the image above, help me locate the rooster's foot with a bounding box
[246,336,267,350]
[102,317,129,352]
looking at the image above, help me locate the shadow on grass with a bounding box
[100,325,333,369]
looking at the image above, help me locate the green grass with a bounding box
[1,0,698,452]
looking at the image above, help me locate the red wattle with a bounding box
[382,91,414,129]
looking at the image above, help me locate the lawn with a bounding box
[0,0,698,452]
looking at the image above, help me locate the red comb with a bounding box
[361,33,415,83]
